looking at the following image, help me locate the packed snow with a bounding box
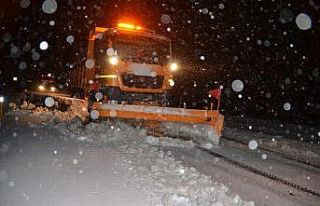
[0,105,254,206]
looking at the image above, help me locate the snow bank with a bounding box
[10,101,87,124]
[57,120,253,206]
[120,144,254,206]
[146,135,195,148]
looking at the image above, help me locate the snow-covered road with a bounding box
[0,113,253,206]
[0,109,319,206]
[0,122,149,206]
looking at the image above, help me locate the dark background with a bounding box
[0,0,319,126]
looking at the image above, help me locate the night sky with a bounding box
[0,0,319,125]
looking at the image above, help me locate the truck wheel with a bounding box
[107,87,122,103]
[161,92,171,106]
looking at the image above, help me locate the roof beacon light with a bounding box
[117,23,142,30]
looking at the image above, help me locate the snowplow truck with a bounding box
[68,23,224,146]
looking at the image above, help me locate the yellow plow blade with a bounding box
[92,103,224,145]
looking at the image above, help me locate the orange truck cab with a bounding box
[70,23,179,104]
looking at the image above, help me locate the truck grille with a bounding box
[121,73,164,89]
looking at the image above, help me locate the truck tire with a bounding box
[107,87,122,103]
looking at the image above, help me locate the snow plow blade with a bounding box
[92,103,224,145]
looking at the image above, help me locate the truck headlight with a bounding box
[170,63,178,72]
[38,85,45,91]
[109,56,119,65]
[168,79,175,87]
[50,86,56,92]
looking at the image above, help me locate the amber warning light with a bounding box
[117,23,142,30]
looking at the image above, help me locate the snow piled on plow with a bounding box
[9,101,87,124]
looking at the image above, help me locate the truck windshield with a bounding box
[94,34,170,67]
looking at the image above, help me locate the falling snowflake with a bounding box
[295,13,312,30]
[231,80,244,92]
[283,102,291,111]
[66,35,75,44]
[106,48,115,56]
[20,0,31,9]
[39,41,49,50]
[85,59,95,69]
[72,159,79,165]
[95,92,103,101]
[44,97,55,107]
[248,140,258,150]
[42,0,57,14]
[160,14,171,24]
[90,110,99,119]
[261,154,267,160]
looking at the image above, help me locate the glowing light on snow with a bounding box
[44,97,55,107]
[66,35,75,44]
[90,110,99,119]
[295,13,312,30]
[20,0,30,8]
[261,154,267,160]
[161,14,171,24]
[39,41,49,50]
[231,80,244,92]
[283,102,291,111]
[42,0,57,14]
[53,150,58,154]
[85,59,95,69]
[248,140,258,150]
[95,92,103,101]
[106,48,115,56]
